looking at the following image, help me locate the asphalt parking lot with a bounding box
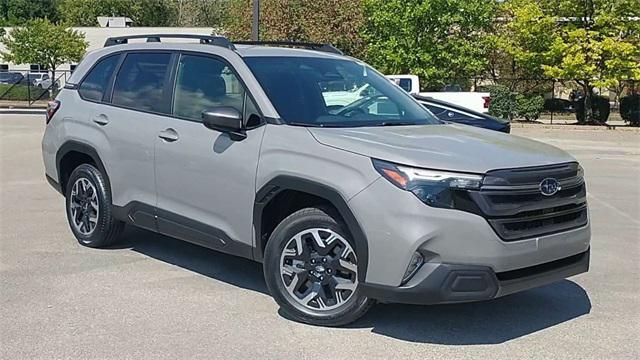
[1,115,639,359]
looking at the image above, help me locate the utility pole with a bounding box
[252,0,260,41]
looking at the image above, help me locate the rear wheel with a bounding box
[264,207,374,326]
[65,164,124,248]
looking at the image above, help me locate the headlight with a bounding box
[373,159,484,209]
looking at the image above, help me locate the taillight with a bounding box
[482,96,491,109]
[46,100,60,124]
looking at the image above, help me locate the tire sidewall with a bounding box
[65,164,114,247]
[264,208,371,326]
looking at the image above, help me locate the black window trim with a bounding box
[75,49,267,128]
[76,53,122,102]
[167,51,266,127]
[76,50,175,118]
[109,51,176,116]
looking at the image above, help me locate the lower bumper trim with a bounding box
[361,248,590,305]
[46,174,63,195]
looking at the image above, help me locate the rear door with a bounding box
[79,51,174,229]
[153,52,265,256]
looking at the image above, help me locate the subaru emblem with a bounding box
[539,178,561,196]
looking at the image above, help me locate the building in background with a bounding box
[0,17,216,73]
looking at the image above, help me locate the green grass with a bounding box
[0,83,50,101]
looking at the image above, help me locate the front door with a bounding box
[154,53,265,257]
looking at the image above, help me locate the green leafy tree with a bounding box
[362,0,495,91]
[1,19,87,86]
[225,0,366,57]
[58,0,175,26]
[542,0,640,123]
[0,0,59,26]
[170,0,229,27]
[487,0,556,92]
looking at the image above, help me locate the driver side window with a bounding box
[173,54,245,122]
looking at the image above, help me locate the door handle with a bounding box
[92,114,109,126]
[158,128,179,142]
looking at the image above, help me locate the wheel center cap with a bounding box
[314,265,326,273]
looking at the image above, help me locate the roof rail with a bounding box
[103,34,236,50]
[233,41,343,55]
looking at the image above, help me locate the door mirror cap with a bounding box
[202,107,246,140]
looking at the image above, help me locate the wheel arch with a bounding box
[253,176,369,282]
[56,141,110,196]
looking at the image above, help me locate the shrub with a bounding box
[574,95,610,124]
[619,94,640,126]
[516,94,545,121]
[488,85,517,120]
[543,98,573,113]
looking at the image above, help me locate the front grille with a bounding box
[465,162,588,241]
[488,203,588,241]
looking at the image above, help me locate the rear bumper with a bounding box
[360,248,589,305]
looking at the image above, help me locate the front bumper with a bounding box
[360,248,589,305]
[348,177,591,287]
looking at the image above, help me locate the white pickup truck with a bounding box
[386,75,491,113]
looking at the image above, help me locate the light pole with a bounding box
[252,0,260,41]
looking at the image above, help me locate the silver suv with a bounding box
[42,35,590,326]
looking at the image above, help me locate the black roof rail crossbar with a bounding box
[234,41,343,55]
[103,34,236,50]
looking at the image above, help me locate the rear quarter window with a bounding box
[78,55,119,102]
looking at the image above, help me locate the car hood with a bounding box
[308,124,575,173]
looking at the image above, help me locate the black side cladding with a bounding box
[253,176,368,282]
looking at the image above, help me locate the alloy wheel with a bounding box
[69,178,99,235]
[279,228,358,311]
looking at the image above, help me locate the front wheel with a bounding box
[264,207,374,326]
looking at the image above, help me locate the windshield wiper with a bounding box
[287,122,325,127]
[378,121,419,126]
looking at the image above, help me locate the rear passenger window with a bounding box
[173,54,245,121]
[78,55,119,102]
[112,53,171,113]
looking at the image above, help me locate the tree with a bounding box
[170,0,230,28]
[1,19,87,87]
[543,0,640,124]
[58,0,176,26]
[487,0,556,92]
[361,0,495,91]
[225,0,366,57]
[0,0,59,26]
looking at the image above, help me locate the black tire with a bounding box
[65,164,124,248]
[263,207,374,326]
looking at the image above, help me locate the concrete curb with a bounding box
[510,123,640,132]
[0,108,46,115]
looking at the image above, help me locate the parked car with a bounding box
[387,74,491,113]
[414,95,510,133]
[42,34,590,326]
[24,73,58,89]
[0,72,24,85]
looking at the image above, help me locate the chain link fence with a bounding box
[471,77,639,125]
[0,69,72,108]
[2,69,638,125]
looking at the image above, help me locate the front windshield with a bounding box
[244,56,441,127]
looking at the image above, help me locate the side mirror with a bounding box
[202,107,246,140]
